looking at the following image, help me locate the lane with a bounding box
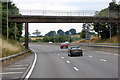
[30,44,82,78]
[30,43,118,78]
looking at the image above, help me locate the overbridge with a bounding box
[7,10,120,49]
[9,15,119,23]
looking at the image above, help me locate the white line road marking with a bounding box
[12,65,28,67]
[62,57,64,59]
[96,51,111,54]
[113,54,118,56]
[25,49,37,79]
[67,61,70,64]
[88,55,93,57]
[73,67,79,71]
[7,68,26,70]
[0,72,23,75]
[58,54,60,56]
[100,59,107,62]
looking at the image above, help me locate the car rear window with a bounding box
[71,47,80,49]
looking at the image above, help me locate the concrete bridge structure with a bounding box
[8,10,120,49]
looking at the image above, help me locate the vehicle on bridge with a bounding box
[68,46,83,57]
[60,43,68,49]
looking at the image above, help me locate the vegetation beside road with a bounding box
[73,36,119,43]
[2,38,27,58]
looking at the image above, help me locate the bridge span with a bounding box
[7,10,120,49]
[9,15,119,23]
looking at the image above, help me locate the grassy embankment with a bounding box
[73,36,119,43]
[2,38,27,58]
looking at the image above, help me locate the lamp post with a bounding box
[7,0,8,40]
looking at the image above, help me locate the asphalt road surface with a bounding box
[29,43,118,78]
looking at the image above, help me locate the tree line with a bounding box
[31,28,78,42]
[2,1,23,41]
[80,1,120,39]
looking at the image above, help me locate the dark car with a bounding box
[60,43,68,49]
[68,46,83,57]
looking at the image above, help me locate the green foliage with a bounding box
[58,35,67,42]
[43,35,67,42]
[57,29,64,35]
[45,31,56,37]
[65,31,70,35]
[80,30,86,38]
[2,2,23,41]
[32,30,41,37]
[92,2,119,39]
[69,28,76,35]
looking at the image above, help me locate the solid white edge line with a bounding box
[73,67,79,71]
[25,49,37,79]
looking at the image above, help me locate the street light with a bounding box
[7,0,8,40]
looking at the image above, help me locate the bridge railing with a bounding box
[2,9,119,17]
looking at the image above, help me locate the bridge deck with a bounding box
[8,15,119,23]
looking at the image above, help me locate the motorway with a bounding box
[29,43,118,78]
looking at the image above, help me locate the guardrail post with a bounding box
[25,22,29,49]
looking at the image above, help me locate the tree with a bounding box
[65,31,70,35]
[80,30,86,38]
[80,23,92,39]
[43,36,50,42]
[2,1,23,41]
[57,29,64,35]
[58,35,67,42]
[92,2,119,39]
[92,23,101,38]
[45,31,56,37]
[69,28,76,35]
[32,30,41,37]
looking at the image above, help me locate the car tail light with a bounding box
[79,49,82,51]
[70,50,74,51]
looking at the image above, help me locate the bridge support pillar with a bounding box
[25,22,29,49]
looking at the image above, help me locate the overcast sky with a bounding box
[12,0,120,36]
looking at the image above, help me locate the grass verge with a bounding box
[2,37,27,58]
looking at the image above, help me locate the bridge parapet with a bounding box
[2,9,120,18]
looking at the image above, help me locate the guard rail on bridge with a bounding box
[2,9,120,18]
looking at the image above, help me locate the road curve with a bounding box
[29,43,118,78]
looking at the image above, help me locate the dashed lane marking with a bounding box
[100,59,107,62]
[88,55,93,57]
[67,61,70,64]
[73,67,79,71]
[58,54,60,56]
[62,57,64,59]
